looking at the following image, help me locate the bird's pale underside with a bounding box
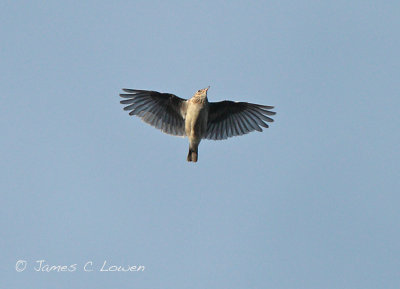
[120,87,276,162]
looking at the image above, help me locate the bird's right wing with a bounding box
[205,101,276,140]
[120,89,187,136]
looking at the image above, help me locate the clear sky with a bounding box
[1,1,399,288]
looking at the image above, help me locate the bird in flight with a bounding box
[120,86,276,162]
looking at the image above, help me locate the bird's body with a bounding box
[184,89,209,161]
[120,87,275,162]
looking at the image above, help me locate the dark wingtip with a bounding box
[122,88,149,93]
[261,106,276,115]
[258,104,275,109]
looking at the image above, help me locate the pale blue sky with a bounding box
[1,1,399,288]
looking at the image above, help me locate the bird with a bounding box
[119,86,276,162]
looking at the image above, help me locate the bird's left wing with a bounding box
[120,89,187,136]
[205,101,276,140]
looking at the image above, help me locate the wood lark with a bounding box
[120,86,276,162]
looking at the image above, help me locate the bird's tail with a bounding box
[187,147,198,162]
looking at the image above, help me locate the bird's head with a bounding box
[194,86,210,100]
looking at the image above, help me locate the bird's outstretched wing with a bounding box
[120,89,187,136]
[205,101,276,140]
